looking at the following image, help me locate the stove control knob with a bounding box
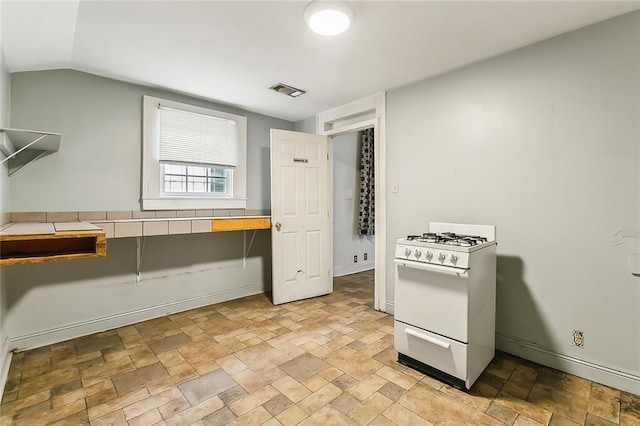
[450,254,458,264]
[438,253,446,263]
[404,248,411,258]
[425,252,433,261]
[414,250,421,259]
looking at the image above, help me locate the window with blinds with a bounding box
[142,95,248,210]
[158,105,237,195]
[159,106,238,168]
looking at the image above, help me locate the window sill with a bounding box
[141,197,247,211]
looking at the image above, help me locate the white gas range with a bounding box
[394,222,497,390]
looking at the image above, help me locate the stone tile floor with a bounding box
[1,270,639,425]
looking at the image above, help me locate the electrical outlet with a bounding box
[354,255,358,263]
[572,330,584,347]
[364,253,368,261]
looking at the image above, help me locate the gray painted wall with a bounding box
[0,35,9,223]
[10,70,293,211]
[4,70,293,351]
[0,38,11,388]
[5,233,271,349]
[294,117,316,134]
[333,132,375,276]
[386,11,640,387]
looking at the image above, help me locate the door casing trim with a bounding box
[316,93,387,312]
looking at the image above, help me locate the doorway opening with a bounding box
[332,129,375,279]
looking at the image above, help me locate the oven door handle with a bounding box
[404,328,451,349]
[394,259,469,277]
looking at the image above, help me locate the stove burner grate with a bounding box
[406,232,488,246]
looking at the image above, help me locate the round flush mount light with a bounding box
[304,1,354,36]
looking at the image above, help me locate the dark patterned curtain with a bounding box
[358,128,375,236]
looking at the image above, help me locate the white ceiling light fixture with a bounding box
[304,1,354,36]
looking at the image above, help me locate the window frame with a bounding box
[142,95,247,210]
[160,162,232,196]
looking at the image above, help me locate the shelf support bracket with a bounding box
[7,151,49,176]
[1,134,47,163]
[136,236,145,286]
[243,230,258,268]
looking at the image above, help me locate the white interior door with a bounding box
[270,129,332,305]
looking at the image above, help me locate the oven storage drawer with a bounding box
[394,320,467,381]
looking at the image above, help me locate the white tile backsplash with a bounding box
[155,211,177,218]
[11,212,47,222]
[46,212,79,222]
[107,211,133,220]
[132,211,156,219]
[78,211,107,221]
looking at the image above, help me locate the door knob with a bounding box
[275,222,282,231]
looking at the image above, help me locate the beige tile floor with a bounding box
[1,270,639,425]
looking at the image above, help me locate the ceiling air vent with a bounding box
[270,83,306,98]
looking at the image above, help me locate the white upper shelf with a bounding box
[1,128,62,175]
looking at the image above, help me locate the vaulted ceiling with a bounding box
[2,1,639,121]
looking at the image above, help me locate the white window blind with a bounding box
[159,105,238,168]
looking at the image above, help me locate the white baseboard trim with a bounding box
[385,301,394,315]
[0,335,13,401]
[496,333,640,395]
[333,262,375,277]
[9,283,265,353]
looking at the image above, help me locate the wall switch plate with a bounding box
[392,182,399,193]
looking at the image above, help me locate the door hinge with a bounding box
[327,154,329,161]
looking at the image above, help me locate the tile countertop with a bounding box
[0,222,102,236]
[0,214,270,265]
[9,209,271,223]
[3,211,272,239]
[91,215,272,239]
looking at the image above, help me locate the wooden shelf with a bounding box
[212,217,271,232]
[0,225,106,266]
